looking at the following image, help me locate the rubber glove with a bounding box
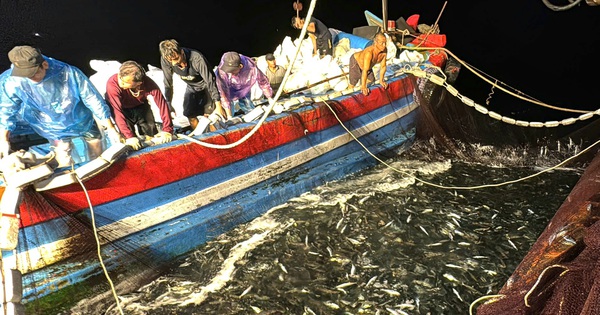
[125,137,142,150]
[207,112,222,124]
[153,132,173,145]
[0,140,11,160]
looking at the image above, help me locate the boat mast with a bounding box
[382,0,388,32]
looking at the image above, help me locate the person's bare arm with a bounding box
[360,50,374,95]
[214,100,226,119]
[309,34,318,56]
[307,21,316,33]
[380,53,388,89]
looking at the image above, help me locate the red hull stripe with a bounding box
[20,77,414,227]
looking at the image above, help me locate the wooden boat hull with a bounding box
[3,73,420,302]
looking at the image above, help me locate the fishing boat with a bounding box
[0,4,461,313]
[0,64,429,313]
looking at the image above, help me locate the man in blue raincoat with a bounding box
[0,45,122,167]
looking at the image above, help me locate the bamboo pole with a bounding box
[282,73,348,96]
[432,1,447,34]
[382,0,388,32]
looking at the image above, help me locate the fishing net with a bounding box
[415,56,600,164]
[475,151,600,314]
[414,57,600,314]
[15,188,169,313]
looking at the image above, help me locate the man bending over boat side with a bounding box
[348,33,389,96]
[159,39,225,131]
[291,16,333,58]
[0,45,122,166]
[215,52,274,119]
[105,61,174,150]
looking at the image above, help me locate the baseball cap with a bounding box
[220,52,242,73]
[265,53,275,61]
[8,46,44,78]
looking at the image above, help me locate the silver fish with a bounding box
[239,285,253,298]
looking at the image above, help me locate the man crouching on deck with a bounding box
[348,33,389,96]
[0,45,122,167]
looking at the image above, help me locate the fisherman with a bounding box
[105,61,174,150]
[348,33,389,96]
[264,53,287,93]
[215,51,274,119]
[291,16,333,58]
[0,45,122,166]
[159,39,225,130]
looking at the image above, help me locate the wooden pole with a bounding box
[282,73,348,96]
[432,1,447,34]
[382,0,388,32]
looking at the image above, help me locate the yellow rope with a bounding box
[524,264,569,307]
[486,80,497,106]
[469,294,505,315]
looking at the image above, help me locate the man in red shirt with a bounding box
[105,61,174,150]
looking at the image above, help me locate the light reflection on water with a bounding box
[100,154,581,315]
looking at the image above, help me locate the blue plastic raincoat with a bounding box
[0,56,111,141]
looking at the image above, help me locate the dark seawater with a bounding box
[63,142,583,315]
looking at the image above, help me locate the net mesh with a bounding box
[415,57,600,314]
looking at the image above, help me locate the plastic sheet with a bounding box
[333,32,373,50]
[0,57,111,141]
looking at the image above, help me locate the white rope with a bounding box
[402,45,591,114]
[75,175,124,315]
[542,0,584,11]
[177,0,318,150]
[524,264,569,307]
[402,66,599,127]
[322,97,600,190]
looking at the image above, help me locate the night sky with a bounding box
[1,0,598,120]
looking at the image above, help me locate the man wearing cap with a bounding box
[0,45,122,166]
[215,51,274,119]
[264,53,287,93]
[159,39,225,131]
